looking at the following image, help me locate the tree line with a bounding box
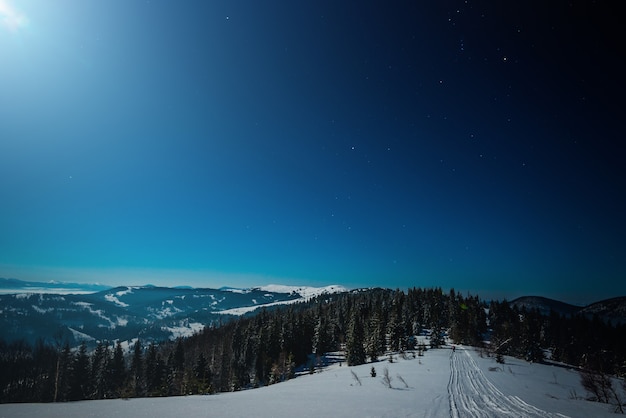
[1,287,625,403]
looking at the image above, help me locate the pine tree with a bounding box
[194,352,211,393]
[54,342,71,402]
[130,339,145,397]
[69,341,91,401]
[448,289,463,344]
[173,338,185,372]
[91,341,110,399]
[430,325,445,348]
[366,311,385,362]
[109,341,126,397]
[312,315,331,356]
[32,338,57,402]
[169,339,189,395]
[520,309,544,362]
[145,342,160,395]
[346,307,366,366]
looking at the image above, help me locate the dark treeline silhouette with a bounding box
[1,287,625,403]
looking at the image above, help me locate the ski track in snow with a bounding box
[447,347,568,418]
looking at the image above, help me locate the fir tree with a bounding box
[346,307,366,366]
[194,352,212,393]
[430,325,445,348]
[91,341,110,399]
[173,338,185,372]
[69,341,91,401]
[109,341,126,397]
[54,342,71,402]
[130,339,145,397]
[145,342,161,395]
[366,311,385,362]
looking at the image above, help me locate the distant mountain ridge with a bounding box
[0,279,347,347]
[0,277,111,294]
[2,278,624,348]
[579,296,626,324]
[509,296,581,317]
[510,295,626,324]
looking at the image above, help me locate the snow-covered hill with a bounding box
[511,295,626,324]
[218,284,348,315]
[256,284,347,299]
[0,346,620,417]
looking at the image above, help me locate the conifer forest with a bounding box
[2,288,625,403]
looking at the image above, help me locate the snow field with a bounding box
[0,346,620,418]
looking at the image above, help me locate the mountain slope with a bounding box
[509,296,581,317]
[510,295,626,324]
[0,283,346,346]
[0,347,616,417]
[579,296,626,324]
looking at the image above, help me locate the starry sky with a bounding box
[1,0,624,304]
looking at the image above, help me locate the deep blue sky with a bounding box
[1,1,624,304]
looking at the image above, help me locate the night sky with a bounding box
[1,1,624,304]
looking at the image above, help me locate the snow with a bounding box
[217,297,306,316]
[72,302,119,329]
[104,293,129,308]
[67,327,95,342]
[30,305,54,314]
[258,284,347,298]
[115,316,128,327]
[0,346,619,418]
[218,285,349,315]
[160,322,205,339]
[220,287,250,294]
[449,348,560,417]
[115,287,135,297]
[102,287,136,307]
[150,304,183,319]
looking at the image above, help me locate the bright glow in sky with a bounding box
[0,1,624,305]
[0,0,27,33]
